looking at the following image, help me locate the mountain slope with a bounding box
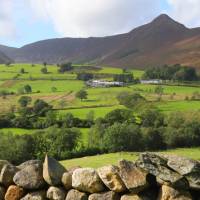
[1,14,200,68]
[0,50,13,64]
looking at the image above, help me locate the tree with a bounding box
[33,127,80,159]
[141,109,164,128]
[33,99,52,116]
[113,73,134,83]
[58,63,73,73]
[103,122,142,152]
[142,127,166,150]
[20,68,25,74]
[43,62,47,67]
[76,73,93,81]
[18,96,32,107]
[117,92,146,109]
[24,85,32,93]
[41,67,48,74]
[51,87,57,93]
[44,111,57,127]
[75,90,88,101]
[104,109,134,125]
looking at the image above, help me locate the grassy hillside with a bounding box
[61,148,200,168]
[0,63,200,138]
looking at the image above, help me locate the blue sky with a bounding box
[0,0,200,47]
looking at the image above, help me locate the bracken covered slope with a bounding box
[1,14,200,69]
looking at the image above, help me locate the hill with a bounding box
[0,49,13,64]
[1,14,200,68]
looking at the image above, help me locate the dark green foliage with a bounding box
[141,109,164,128]
[75,89,88,101]
[0,127,80,163]
[18,96,32,107]
[142,127,166,150]
[104,109,135,125]
[33,99,52,116]
[24,84,32,93]
[103,122,142,152]
[77,73,93,81]
[143,64,198,81]
[20,68,25,74]
[33,127,80,159]
[41,67,48,74]
[164,113,200,148]
[58,62,73,73]
[113,73,134,83]
[117,92,146,109]
[0,133,35,164]
[60,113,93,128]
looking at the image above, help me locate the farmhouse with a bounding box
[140,79,163,84]
[86,80,124,87]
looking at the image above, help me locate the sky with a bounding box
[0,0,200,47]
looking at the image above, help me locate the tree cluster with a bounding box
[76,73,94,81]
[58,63,73,73]
[88,108,200,153]
[113,73,134,83]
[143,64,198,81]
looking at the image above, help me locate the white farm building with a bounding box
[86,80,124,87]
[140,79,163,84]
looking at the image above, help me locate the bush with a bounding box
[142,127,166,150]
[104,109,135,125]
[0,133,36,164]
[117,92,146,109]
[58,63,73,73]
[33,127,80,160]
[103,122,142,152]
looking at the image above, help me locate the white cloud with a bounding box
[0,0,16,38]
[167,0,200,27]
[28,0,163,37]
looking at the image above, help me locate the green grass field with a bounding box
[0,128,37,135]
[61,148,200,168]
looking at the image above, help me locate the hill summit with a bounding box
[1,14,200,68]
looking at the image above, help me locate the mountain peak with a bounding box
[150,13,186,29]
[153,14,178,23]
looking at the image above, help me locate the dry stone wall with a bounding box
[0,153,200,200]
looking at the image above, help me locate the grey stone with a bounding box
[72,168,105,193]
[166,155,200,190]
[43,155,66,186]
[89,191,120,200]
[136,153,189,190]
[13,163,45,189]
[17,160,42,170]
[65,189,88,200]
[20,191,46,200]
[62,172,72,190]
[47,186,66,200]
[97,165,126,192]
[157,185,192,200]
[119,160,150,193]
[0,164,18,186]
[0,160,10,171]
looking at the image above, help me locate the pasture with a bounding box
[61,148,200,168]
[0,63,200,142]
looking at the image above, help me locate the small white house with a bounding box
[86,80,124,87]
[140,79,163,84]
